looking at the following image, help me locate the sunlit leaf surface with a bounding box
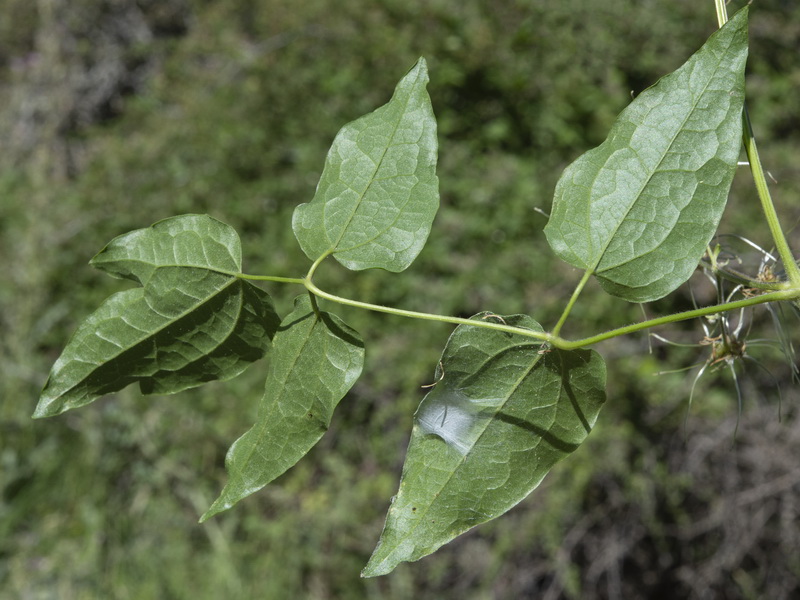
[201,295,365,520]
[293,58,439,272]
[363,314,606,576]
[544,8,749,302]
[34,215,280,418]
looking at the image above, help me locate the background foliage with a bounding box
[1,0,799,597]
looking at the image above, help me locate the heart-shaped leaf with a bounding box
[34,215,279,418]
[363,313,606,577]
[292,58,439,272]
[201,295,365,520]
[544,8,749,302]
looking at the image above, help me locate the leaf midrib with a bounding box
[49,275,241,401]
[94,257,241,280]
[324,70,421,255]
[585,34,735,275]
[228,307,322,487]
[375,328,548,566]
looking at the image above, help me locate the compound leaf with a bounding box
[34,215,280,418]
[201,295,365,521]
[363,314,606,577]
[544,8,749,302]
[292,57,439,272]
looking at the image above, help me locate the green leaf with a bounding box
[544,8,749,302]
[362,314,606,577]
[34,215,280,418]
[292,57,439,272]
[89,213,243,283]
[201,295,365,521]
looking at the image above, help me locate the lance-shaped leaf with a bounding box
[363,314,606,577]
[544,8,749,303]
[201,295,365,521]
[292,57,439,272]
[34,215,280,418]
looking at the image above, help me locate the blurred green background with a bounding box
[2,0,799,598]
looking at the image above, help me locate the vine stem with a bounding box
[556,289,795,350]
[714,1,800,285]
[307,278,795,350]
[237,273,306,285]
[552,269,592,336]
[303,277,553,343]
[239,262,799,351]
[740,108,800,285]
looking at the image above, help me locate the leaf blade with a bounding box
[201,295,365,521]
[292,57,439,272]
[362,314,606,577]
[34,215,279,418]
[91,214,241,283]
[544,8,749,302]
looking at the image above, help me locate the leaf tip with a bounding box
[200,493,232,522]
[404,56,429,85]
[418,56,429,79]
[361,537,412,578]
[360,558,390,579]
[197,509,214,524]
[31,406,49,420]
[32,392,61,419]
[199,505,222,523]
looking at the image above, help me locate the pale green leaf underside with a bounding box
[201,295,365,521]
[90,213,242,283]
[292,57,439,272]
[363,313,606,577]
[544,8,749,303]
[34,215,279,418]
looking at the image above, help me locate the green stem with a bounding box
[238,252,799,352]
[713,1,800,286]
[741,108,800,285]
[238,264,799,349]
[305,276,798,352]
[306,251,332,280]
[308,291,322,318]
[237,265,799,350]
[303,278,552,342]
[552,269,592,336]
[713,0,728,27]
[237,273,306,285]
[557,289,796,350]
